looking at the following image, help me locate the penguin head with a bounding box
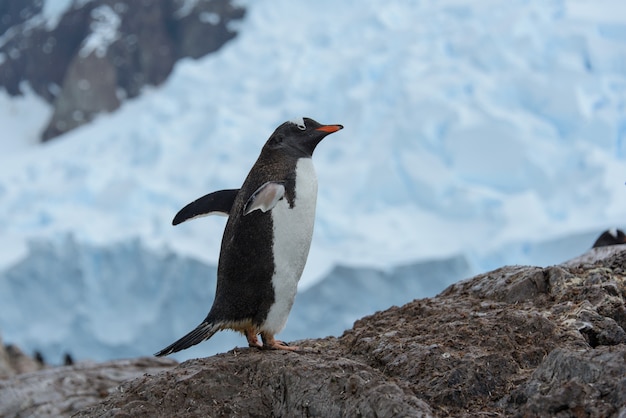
[592,228,626,248]
[264,117,343,158]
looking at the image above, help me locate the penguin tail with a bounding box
[154,321,220,357]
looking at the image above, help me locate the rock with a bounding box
[563,243,626,267]
[508,346,626,417]
[0,0,245,141]
[0,357,176,418]
[2,248,626,417]
[0,337,44,379]
[77,347,434,418]
[0,0,41,37]
[47,50,121,137]
[289,255,471,339]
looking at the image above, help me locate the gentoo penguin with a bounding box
[33,350,45,366]
[592,228,626,248]
[63,352,74,366]
[155,117,343,356]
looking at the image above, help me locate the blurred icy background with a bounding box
[0,0,625,363]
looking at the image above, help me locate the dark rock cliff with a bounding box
[0,0,245,141]
[1,245,625,417]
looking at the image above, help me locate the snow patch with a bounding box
[174,0,199,19]
[79,5,121,58]
[0,86,52,156]
[200,12,221,25]
[41,0,74,30]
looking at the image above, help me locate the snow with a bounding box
[199,12,221,25]
[0,86,52,155]
[1,0,626,362]
[79,5,121,58]
[41,0,74,30]
[174,0,200,19]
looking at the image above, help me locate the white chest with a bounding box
[263,158,317,333]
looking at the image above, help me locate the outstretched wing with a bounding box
[172,189,239,225]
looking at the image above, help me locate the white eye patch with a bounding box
[289,117,306,130]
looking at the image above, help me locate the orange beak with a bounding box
[316,124,343,133]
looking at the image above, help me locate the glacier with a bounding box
[0,0,625,363]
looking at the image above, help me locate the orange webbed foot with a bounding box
[260,333,299,351]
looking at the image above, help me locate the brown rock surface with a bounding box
[0,337,44,379]
[2,246,626,417]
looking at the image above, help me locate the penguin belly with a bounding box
[262,158,317,335]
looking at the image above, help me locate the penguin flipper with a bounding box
[243,181,285,215]
[172,189,239,225]
[154,321,220,357]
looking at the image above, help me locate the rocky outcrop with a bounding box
[0,337,44,379]
[0,357,176,417]
[0,0,245,141]
[0,0,40,37]
[2,246,626,417]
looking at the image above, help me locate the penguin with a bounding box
[33,350,45,366]
[155,117,343,356]
[592,228,626,248]
[63,352,74,366]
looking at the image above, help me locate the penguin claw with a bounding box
[247,338,298,351]
[243,330,300,351]
[264,342,300,351]
[260,333,299,351]
[248,341,263,349]
[277,342,300,351]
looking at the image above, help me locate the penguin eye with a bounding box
[296,123,306,131]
